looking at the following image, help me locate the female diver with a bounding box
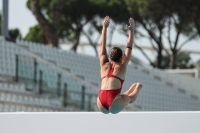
[97,16,142,114]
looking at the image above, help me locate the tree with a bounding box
[8,29,22,40]
[165,0,199,69]
[122,0,198,69]
[181,0,200,35]
[60,0,100,53]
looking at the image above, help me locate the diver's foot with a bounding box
[129,83,142,103]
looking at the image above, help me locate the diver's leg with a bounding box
[109,94,130,114]
[109,83,142,114]
[97,97,110,114]
[128,83,142,103]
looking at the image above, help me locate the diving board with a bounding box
[0,112,199,133]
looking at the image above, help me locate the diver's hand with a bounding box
[103,16,109,28]
[126,18,135,31]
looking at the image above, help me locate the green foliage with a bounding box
[24,25,47,44]
[176,52,194,69]
[9,28,22,39]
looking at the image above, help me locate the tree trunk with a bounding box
[156,44,163,69]
[82,30,98,56]
[91,45,98,56]
[170,49,177,69]
[194,20,200,35]
[30,0,65,47]
[157,50,162,69]
[71,34,80,51]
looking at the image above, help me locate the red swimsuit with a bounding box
[98,63,124,110]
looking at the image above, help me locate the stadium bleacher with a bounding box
[0,36,200,112]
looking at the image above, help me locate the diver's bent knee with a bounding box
[99,108,110,114]
[109,108,120,114]
[98,108,109,114]
[110,111,119,114]
[101,110,110,114]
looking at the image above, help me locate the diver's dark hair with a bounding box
[110,47,123,62]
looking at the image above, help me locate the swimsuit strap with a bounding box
[101,63,124,84]
[107,63,115,76]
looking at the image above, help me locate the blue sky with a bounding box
[1,0,199,64]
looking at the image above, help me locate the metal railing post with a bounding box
[57,73,61,96]
[33,58,37,83]
[39,70,43,94]
[15,54,18,82]
[81,86,85,110]
[63,83,68,107]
